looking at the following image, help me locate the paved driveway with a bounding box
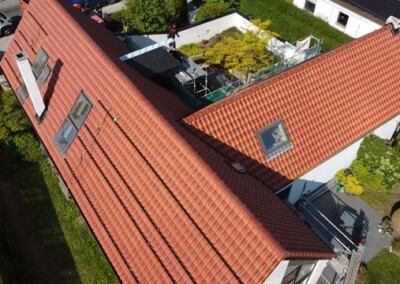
[0,0,21,60]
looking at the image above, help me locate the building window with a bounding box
[37,64,51,87]
[304,0,316,13]
[282,261,316,284]
[337,12,349,27]
[32,48,49,77]
[54,91,93,154]
[69,92,93,130]
[54,118,78,154]
[16,84,28,104]
[258,120,292,160]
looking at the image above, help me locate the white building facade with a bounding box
[286,113,400,204]
[293,0,382,38]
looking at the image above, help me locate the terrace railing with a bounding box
[200,39,322,104]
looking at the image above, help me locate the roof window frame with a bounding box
[257,120,293,161]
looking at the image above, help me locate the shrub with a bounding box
[335,169,364,195]
[351,160,387,192]
[356,134,400,189]
[179,43,205,57]
[196,0,233,22]
[392,209,400,233]
[13,132,43,162]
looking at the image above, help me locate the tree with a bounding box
[204,20,278,82]
[114,0,187,33]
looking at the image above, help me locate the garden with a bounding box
[334,134,400,283]
[112,0,351,52]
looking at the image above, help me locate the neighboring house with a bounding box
[292,0,400,38]
[0,1,334,283]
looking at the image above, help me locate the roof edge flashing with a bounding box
[386,16,400,35]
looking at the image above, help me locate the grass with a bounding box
[240,0,352,52]
[0,160,118,283]
[366,250,400,284]
[39,161,119,284]
[360,186,400,217]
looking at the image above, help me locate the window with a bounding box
[54,91,93,154]
[54,118,78,154]
[337,12,349,27]
[32,49,48,77]
[282,261,316,284]
[37,64,51,87]
[69,92,93,130]
[16,84,28,104]
[304,0,316,13]
[258,120,292,160]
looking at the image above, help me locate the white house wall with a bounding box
[294,0,381,38]
[288,113,400,203]
[263,260,289,283]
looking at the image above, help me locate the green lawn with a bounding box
[0,160,118,284]
[240,0,352,52]
[366,250,400,284]
[360,186,400,217]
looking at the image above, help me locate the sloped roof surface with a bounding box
[1,0,333,282]
[184,25,400,190]
[342,0,400,21]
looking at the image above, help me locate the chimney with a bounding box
[13,51,46,121]
[386,16,400,35]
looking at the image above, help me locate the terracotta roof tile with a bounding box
[184,25,400,190]
[1,0,334,282]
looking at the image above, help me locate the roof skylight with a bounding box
[258,120,292,160]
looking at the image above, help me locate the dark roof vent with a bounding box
[228,161,247,174]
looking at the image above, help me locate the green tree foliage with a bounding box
[114,0,187,33]
[196,0,233,22]
[0,91,43,164]
[203,20,277,81]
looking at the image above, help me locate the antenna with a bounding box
[14,51,46,120]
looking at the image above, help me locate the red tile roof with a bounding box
[1,0,334,282]
[184,24,400,191]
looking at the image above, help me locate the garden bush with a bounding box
[356,134,400,190]
[335,169,364,195]
[196,0,233,22]
[392,238,400,251]
[350,160,387,192]
[179,43,205,57]
[392,209,400,233]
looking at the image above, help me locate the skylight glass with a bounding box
[54,118,78,154]
[258,120,292,160]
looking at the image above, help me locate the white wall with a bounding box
[130,13,259,49]
[294,0,381,38]
[263,260,289,284]
[287,114,400,204]
[263,259,329,284]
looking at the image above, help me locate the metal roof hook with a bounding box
[386,16,400,35]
